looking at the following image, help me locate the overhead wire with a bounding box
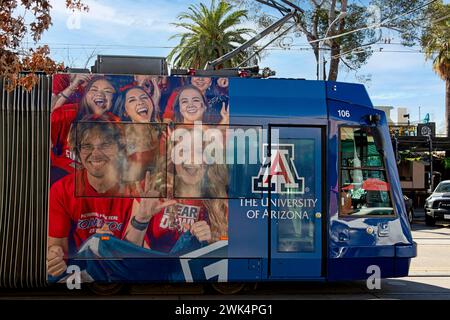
[26,0,444,62]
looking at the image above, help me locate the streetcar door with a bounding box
[267,126,323,278]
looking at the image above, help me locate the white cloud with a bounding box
[49,0,180,34]
[34,0,447,135]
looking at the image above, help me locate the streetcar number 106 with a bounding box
[337,110,351,118]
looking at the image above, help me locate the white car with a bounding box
[424,180,450,226]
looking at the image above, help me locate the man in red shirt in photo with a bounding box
[47,115,135,277]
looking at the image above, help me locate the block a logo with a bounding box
[252,144,304,194]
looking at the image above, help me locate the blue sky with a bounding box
[32,0,448,133]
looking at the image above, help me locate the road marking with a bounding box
[413,239,450,244]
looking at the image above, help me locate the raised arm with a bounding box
[123,172,177,246]
[51,74,92,111]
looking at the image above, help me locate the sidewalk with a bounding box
[410,212,450,277]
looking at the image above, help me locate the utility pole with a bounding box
[419,106,421,123]
[428,133,433,193]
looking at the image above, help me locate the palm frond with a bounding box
[166,0,256,69]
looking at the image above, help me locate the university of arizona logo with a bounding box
[252,144,304,194]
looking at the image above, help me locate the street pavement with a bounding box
[129,209,450,300]
[0,209,449,300]
[385,208,450,300]
[110,209,450,300]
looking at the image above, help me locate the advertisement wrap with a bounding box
[48,73,325,283]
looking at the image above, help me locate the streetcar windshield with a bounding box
[339,126,395,217]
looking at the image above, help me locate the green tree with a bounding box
[167,0,255,69]
[421,1,450,137]
[0,0,88,90]
[228,0,433,81]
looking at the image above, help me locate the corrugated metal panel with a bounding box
[0,74,51,288]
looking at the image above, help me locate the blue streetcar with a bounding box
[42,74,417,285]
[0,72,417,290]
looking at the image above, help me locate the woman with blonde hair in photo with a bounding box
[123,134,228,253]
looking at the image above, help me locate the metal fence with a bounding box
[0,74,51,288]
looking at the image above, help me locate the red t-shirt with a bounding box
[53,74,71,95]
[50,103,79,173]
[128,149,154,164]
[49,170,134,250]
[125,129,167,182]
[52,74,84,104]
[147,199,208,252]
[162,89,180,121]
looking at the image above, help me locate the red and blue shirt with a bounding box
[49,170,134,251]
[147,199,208,252]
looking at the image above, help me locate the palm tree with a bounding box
[421,1,450,137]
[167,0,255,69]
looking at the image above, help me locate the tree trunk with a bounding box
[328,41,340,81]
[446,77,450,138]
[328,14,346,82]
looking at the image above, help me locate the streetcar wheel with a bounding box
[211,283,246,295]
[88,283,124,296]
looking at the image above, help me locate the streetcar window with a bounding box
[339,127,394,216]
[74,122,167,198]
[73,121,263,199]
[172,123,263,199]
[277,137,317,252]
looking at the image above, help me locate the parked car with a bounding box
[403,195,414,224]
[424,180,450,226]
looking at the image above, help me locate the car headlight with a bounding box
[425,199,433,208]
